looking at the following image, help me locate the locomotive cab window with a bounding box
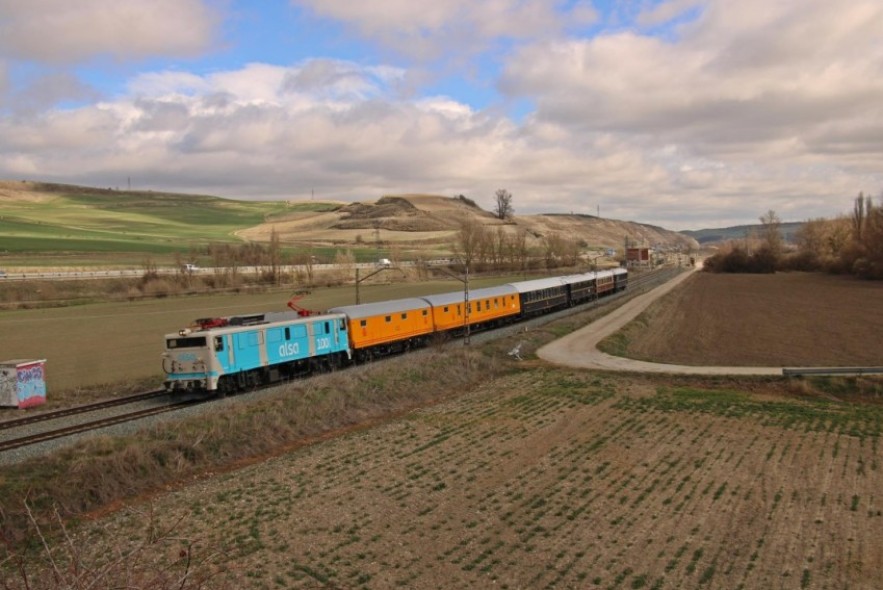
[284,327,290,340]
[340,318,347,331]
[385,315,392,322]
[401,313,407,320]
[324,322,330,334]
[360,320,367,328]
[167,336,207,349]
[214,336,224,352]
[443,306,449,313]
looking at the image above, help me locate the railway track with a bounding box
[0,389,169,431]
[0,401,200,453]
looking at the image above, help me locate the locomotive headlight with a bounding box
[179,328,192,336]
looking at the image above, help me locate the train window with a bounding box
[422,310,428,316]
[385,315,391,322]
[214,337,224,352]
[325,322,330,334]
[401,313,407,320]
[167,336,207,349]
[284,327,290,340]
[360,320,367,328]
[443,306,449,313]
[340,318,347,331]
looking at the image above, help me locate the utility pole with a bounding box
[354,264,403,304]
[426,263,471,345]
[464,264,470,346]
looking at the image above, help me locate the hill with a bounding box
[0,181,698,264]
[682,221,804,246]
[238,193,699,256]
[0,179,297,254]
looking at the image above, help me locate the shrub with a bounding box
[703,246,778,274]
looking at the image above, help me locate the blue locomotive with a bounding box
[162,311,350,395]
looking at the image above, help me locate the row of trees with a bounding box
[794,193,883,278]
[704,193,883,279]
[451,217,584,271]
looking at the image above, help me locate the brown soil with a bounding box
[623,272,883,366]
[66,369,883,590]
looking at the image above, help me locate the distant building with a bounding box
[626,247,650,266]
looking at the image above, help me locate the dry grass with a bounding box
[0,344,510,546]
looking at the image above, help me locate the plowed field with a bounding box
[76,380,883,588]
[618,272,883,366]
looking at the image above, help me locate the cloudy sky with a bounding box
[1,0,881,230]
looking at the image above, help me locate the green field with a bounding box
[0,185,338,265]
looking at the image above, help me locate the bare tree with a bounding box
[491,226,507,268]
[543,233,566,269]
[493,189,514,220]
[268,228,282,285]
[512,228,529,271]
[852,192,870,243]
[451,216,485,270]
[759,209,783,259]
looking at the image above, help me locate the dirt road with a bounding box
[538,269,783,375]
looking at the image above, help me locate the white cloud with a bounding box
[496,0,883,225]
[0,0,219,63]
[0,59,7,101]
[636,0,704,28]
[291,0,599,61]
[1,0,881,230]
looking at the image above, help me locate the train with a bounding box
[161,267,628,395]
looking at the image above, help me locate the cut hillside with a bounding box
[238,193,699,254]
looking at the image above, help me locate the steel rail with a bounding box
[0,389,168,431]
[0,401,198,453]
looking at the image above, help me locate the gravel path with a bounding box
[537,268,783,375]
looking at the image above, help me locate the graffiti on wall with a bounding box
[1,361,47,408]
[17,362,46,405]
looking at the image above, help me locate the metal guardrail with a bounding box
[782,367,883,377]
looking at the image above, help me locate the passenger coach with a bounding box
[421,284,520,336]
[509,277,570,317]
[329,298,434,361]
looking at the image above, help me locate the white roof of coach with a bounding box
[507,276,569,293]
[559,272,598,286]
[420,284,518,306]
[329,297,430,320]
